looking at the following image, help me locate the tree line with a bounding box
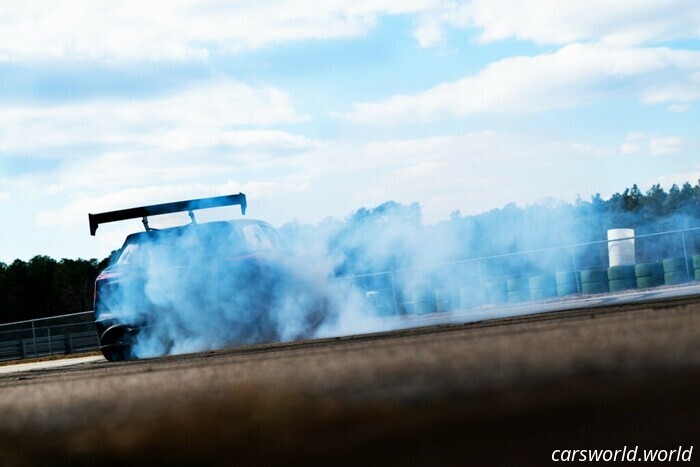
[2,180,699,324]
[0,257,110,324]
[284,180,700,276]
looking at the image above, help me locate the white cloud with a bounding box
[21,130,622,230]
[0,1,697,63]
[413,16,449,48]
[344,43,700,125]
[650,136,683,156]
[27,128,690,231]
[666,103,689,113]
[9,128,695,260]
[12,123,322,202]
[416,0,700,48]
[0,0,439,62]
[0,78,306,154]
[620,133,645,156]
[0,76,321,228]
[619,132,683,156]
[0,192,9,202]
[651,164,700,189]
[299,132,627,222]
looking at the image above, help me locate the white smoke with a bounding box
[96,197,700,359]
[98,219,378,358]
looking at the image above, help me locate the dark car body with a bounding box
[93,219,296,361]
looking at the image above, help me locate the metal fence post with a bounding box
[1,310,100,362]
[31,320,37,357]
[569,246,581,293]
[390,268,399,315]
[681,231,691,279]
[478,260,486,304]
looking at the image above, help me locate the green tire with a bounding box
[608,278,637,292]
[411,289,436,315]
[582,281,609,295]
[665,271,690,285]
[557,284,579,297]
[555,271,579,286]
[435,288,458,312]
[608,265,636,280]
[636,275,664,289]
[366,290,394,316]
[663,257,690,274]
[531,288,557,301]
[413,301,437,315]
[484,281,507,305]
[529,275,556,290]
[507,277,530,292]
[459,287,483,310]
[413,289,434,302]
[635,262,663,278]
[507,290,531,303]
[581,269,608,284]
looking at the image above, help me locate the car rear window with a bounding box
[242,224,280,251]
[114,222,280,265]
[116,242,142,265]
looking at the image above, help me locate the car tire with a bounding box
[99,325,136,362]
[101,345,131,362]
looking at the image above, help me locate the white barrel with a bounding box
[608,228,635,267]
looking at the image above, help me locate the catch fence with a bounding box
[2,226,699,363]
[342,226,700,316]
[0,311,99,362]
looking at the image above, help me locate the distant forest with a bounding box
[1,181,700,324]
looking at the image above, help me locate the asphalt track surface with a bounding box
[1,290,699,466]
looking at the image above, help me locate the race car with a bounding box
[89,194,325,361]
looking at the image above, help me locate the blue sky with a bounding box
[0,1,699,263]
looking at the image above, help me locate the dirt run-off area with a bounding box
[0,297,698,466]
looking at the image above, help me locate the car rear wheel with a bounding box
[99,325,136,361]
[101,343,132,362]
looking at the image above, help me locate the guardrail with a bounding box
[0,311,99,362]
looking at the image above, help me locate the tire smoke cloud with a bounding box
[96,192,700,359]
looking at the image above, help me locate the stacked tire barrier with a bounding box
[555,271,580,297]
[411,287,437,315]
[608,265,637,292]
[663,257,691,285]
[408,253,700,314]
[366,289,395,316]
[435,287,459,313]
[459,285,483,310]
[580,269,609,295]
[484,281,507,305]
[458,265,483,310]
[635,262,664,289]
[362,229,700,316]
[507,277,531,303]
[529,274,557,301]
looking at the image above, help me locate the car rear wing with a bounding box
[89,193,247,236]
